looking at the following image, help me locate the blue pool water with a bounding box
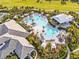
[24,13,59,39]
[44,25,59,39]
[26,17,33,24]
[32,14,48,27]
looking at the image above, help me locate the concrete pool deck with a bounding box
[23,13,66,48]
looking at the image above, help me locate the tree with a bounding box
[70,53,79,59]
[0,5,3,9]
[61,0,66,5]
[25,56,30,59]
[6,55,18,59]
[37,0,40,3]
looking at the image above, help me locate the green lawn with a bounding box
[6,55,18,59]
[0,0,79,11]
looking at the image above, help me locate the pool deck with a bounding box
[23,13,66,48]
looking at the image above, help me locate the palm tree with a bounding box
[61,0,66,5]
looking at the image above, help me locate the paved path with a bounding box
[66,46,71,59]
[34,50,37,59]
[72,48,79,53]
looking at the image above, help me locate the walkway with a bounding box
[66,46,71,59]
[34,50,37,59]
[72,48,79,53]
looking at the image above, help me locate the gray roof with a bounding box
[52,14,74,24]
[4,20,27,33]
[0,20,34,59]
[0,33,33,47]
[0,20,33,48]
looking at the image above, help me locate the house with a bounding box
[0,20,34,59]
[52,14,74,28]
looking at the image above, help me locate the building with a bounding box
[52,14,74,28]
[0,20,34,59]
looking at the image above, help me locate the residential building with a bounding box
[0,20,34,59]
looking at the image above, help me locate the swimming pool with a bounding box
[43,25,59,40]
[24,13,59,40]
[33,14,48,27]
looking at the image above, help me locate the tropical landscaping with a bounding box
[0,0,79,59]
[70,52,79,59]
[27,34,67,59]
[0,6,77,59]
